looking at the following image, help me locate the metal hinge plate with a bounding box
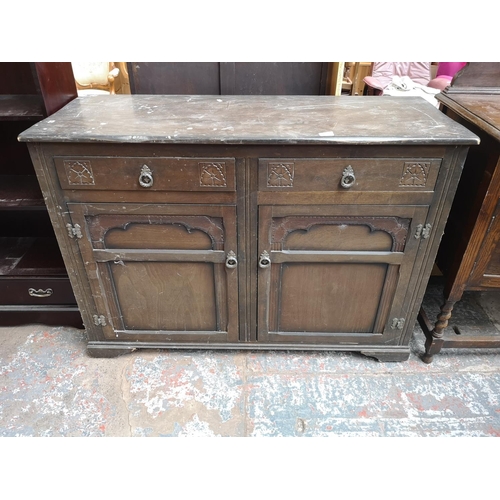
[415,223,432,239]
[66,223,83,239]
[93,314,107,326]
[390,318,405,330]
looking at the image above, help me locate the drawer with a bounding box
[54,156,236,192]
[0,277,76,305]
[259,158,441,193]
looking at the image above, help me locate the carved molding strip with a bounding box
[88,215,225,250]
[267,162,295,187]
[271,216,410,251]
[399,162,430,187]
[64,160,95,185]
[200,162,227,187]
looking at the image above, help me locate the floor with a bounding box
[1,282,500,437]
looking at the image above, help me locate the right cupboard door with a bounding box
[257,205,429,345]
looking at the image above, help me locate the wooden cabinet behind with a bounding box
[420,63,500,362]
[127,62,329,95]
[18,95,478,360]
[0,63,81,327]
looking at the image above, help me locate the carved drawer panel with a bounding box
[54,156,236,192]
[259,158,441,193]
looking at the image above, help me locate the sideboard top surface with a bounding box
[18,94,479,146]
[437,93,500,142]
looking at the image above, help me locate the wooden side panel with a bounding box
[34,62,77,116]
[471,199,500,287]
[128,62,221,95]
[485,207,500,277]
[220,62,328,95]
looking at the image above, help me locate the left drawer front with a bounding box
[54,157,236,192]
[0,278,76,305]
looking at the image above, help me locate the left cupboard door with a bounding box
[67,203,239,344]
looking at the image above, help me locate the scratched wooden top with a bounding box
[437,93,500,142]
[18,94,479,145]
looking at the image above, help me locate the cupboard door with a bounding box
[257,205,429,344]
[68,203,238,343]
[468,198,500,288]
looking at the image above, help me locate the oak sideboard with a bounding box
[18,95,478,360]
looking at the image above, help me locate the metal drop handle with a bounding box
[28,288,53,298]
[259,250,271,268]
[139,165,154,188]
[226,251,238,269]
[340,165,356,189]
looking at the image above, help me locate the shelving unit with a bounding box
[0,62,82,327]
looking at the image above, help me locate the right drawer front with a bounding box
[259,158,441,193]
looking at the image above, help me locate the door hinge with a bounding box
[414,223,432,239]
[93,314,107,326]
[390,318,405,330]
[66,223,83,239]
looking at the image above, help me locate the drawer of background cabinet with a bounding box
[0,277,76,305]
[54,157,236,192]
[259,158,441,193]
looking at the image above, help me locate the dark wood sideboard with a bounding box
[18,95,477,359]
[419,63,500,362]
[0,62,82,327]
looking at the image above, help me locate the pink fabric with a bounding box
[363,75,385,91]
[427,63,467,90]
[427,77,453,90]
[436,62,466,79]
[368,62,431,89]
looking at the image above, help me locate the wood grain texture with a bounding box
[127,62,328,96]
[420,87,500,361]
[18,95,479,146]
[278,262,388,333]
[0,63,78,327]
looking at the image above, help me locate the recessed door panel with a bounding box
[279,262,388,333]
[110,261,218,331]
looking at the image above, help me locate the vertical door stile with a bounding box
[257,206,273,340]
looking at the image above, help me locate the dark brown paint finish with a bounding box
[19,94,477,360]
[420,63,500,362]
[0,63,81,327]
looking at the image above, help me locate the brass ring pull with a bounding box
[139,165,154,188]
[225,251,238,269]
[28,288,53,298]
[259,250,271,268]
[340,165,356,189]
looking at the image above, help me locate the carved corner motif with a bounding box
[200,162,227,187]
[399,162,430,187]
[267,162,295,187]
[64,160,95,185]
